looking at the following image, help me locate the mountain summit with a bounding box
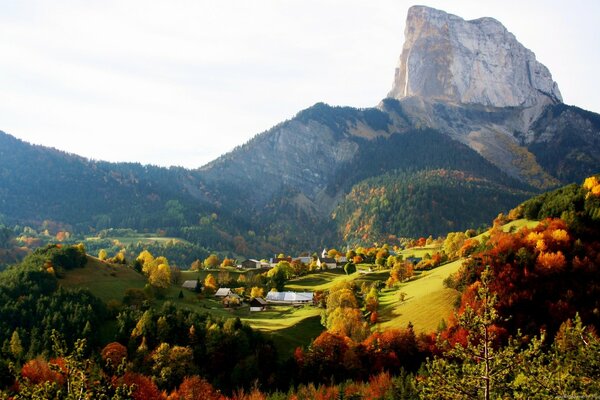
[389,6,562,108]
[0,6,598,255]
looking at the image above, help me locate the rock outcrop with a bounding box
[388,6,562,108]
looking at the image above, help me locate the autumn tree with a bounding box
[204,274,217,294]
[203,254,220,269]
[167,375,221,400]
[151,343,194,390]
[10,329,23,360]
[190,259,202,271]
[323,282,368,341]
[220,257,235,268]
[250,286,264,299]
[421,268,518,399]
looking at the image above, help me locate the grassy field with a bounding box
[61,259,324,356]
[378,259,464,333]
[61,250,468,352]
[285,269,352,291]
[398,244,441,258]
[59,256,147,303]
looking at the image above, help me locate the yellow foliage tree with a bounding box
[250,287,264,299]
[583,176,600,198]
[204,274,217,293]
[149,264,171,289]
[137,250,154,266]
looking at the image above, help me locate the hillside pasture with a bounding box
[58,256,146,303]
[378,259,463,333]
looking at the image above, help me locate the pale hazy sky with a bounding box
[1,1,599,168]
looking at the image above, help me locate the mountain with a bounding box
[0,5,599,255]
[0,132,214,230]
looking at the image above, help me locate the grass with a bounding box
[285,269,351,291]
[58,256,147,303]
[378,259,464,333]
[398,244,441,259]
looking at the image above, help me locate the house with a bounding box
[321,248,328,258]
[181,280,200,291]
[249,297,268,312]
[317,256,337,269]
[240,259,261,269]
[266,291,314,305]
[215,288,233,297]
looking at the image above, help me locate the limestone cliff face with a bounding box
[389,6,562,108]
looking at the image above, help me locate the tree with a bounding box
[10,330,23,360]
[250,287,264,299]
[220,257,235,268]
[203,254,220,269]
[167,376,220,400]
[344,262,356,275]
[190,259,202,271]
[170,266,182,284]
[420,268,517,399]
[148,263,171,289]
[204,274,217,294]
[98,249,108,261]
[100,342,127,372]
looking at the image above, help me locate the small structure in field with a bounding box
[181,280,200,291]
[317,256,337,269]
[266,291,314,305]
[240,259,261,269]
[215,288,233,298]
[249,297,268,312]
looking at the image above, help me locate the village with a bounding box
[178,248,346,312]
[178,246,425,313]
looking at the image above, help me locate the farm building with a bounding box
[249,297,268,312]
[240,259,261,269]
[181,280,200,291]
[317,256,337,269]
[266,291,314,305]
[215,288,233,297]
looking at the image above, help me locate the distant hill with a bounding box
[1,6,599,256]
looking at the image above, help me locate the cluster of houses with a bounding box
[178,249,346,312]
[177,282,315,312]
[239,249,348,271]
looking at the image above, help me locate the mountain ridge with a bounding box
[1,5,599,255]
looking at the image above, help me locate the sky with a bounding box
[0,0,599,168]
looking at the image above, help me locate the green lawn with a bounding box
[378,259,464,333]
[285,269,352,291]
[58,256,147,303]
[398,244,442,259]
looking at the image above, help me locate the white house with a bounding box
[215,288,233,297]
[317,256,337,269]
[181,280,200,291]
[266,291,314,305]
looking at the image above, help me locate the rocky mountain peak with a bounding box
[388,5,562,108]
